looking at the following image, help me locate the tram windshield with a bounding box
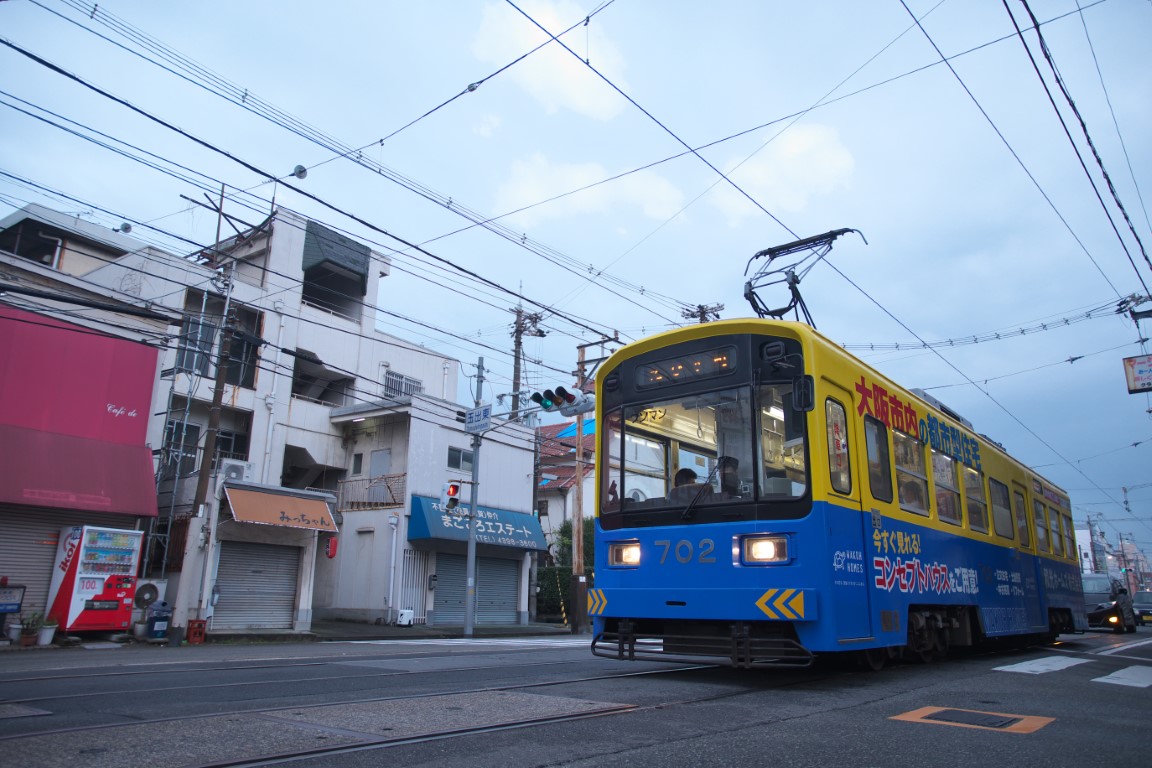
[600,380,809,526]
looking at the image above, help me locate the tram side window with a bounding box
[1049,507,1064,556]
[1062,512,1075,561]
[825,399,851,494]
[893,430,929,516]
[989,479,1014,540]
[1032,499,1050,552]
[1012,490,1032,549]
[932,450,962,525]
[962,466,989,533]
[864,416,893,503]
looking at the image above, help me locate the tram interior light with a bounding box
[609,542,641,566]
[743,536,788,564]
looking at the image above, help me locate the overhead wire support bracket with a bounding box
[743,228,866,327]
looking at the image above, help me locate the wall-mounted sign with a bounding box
[1122,355,1152,394]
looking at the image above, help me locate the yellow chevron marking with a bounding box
[587,589,607,615]
[598,590,607,614]
[756,588,805,620]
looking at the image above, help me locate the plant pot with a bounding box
[38,626,56,646]
[5,623,21,642]
[19,632,36,647]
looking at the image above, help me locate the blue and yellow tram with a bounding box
[590,319,1086,668]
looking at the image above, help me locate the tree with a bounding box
[554,519,595,571]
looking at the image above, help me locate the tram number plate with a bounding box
[654,539,716,565]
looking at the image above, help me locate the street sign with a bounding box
[464,404,491,434]
[1123,354,1152,394]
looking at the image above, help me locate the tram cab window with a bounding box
[893,430,929,516]
[1012,489,1032,549]
[989,478,1014,539]
[963,467,989,533]
[760,384,807,498]
[864,416,893,503]
[1032,499,1050,552]
[932,450,962,526]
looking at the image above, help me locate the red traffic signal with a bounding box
[441,481,463,510]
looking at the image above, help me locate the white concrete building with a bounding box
[0,204,543,637]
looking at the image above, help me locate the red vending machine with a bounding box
[46,526,142,632]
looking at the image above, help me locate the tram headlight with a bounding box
[609,541,641,567]
[742,535,788,564]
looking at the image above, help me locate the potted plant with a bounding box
[38,614,58,646]
[19,612,42,647]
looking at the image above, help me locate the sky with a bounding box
[1,0,1150,555]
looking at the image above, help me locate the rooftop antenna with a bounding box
[743,228,866,328]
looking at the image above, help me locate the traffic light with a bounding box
[441,481,462,511]
[530,385,595,417]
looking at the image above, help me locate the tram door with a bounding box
[823,381,873,640]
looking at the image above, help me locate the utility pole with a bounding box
[509,307,545,421]
[463,357,484,638]
[682,303,724,323]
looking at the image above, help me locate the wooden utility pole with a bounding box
[509,307,545,421]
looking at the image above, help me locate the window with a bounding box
[1062,512,1075,561]
[989,479,1014,539]
[1049,508,1064,556]
[162,420,201,479]
[448,446,474,473]
[1033,499,1049,552]
[352,453,363,475]
[825,399,851,494]
[384,371,424,398]
[893,430,928,516]
[175,317,215,375]
[963,467,988,533]
[215,430,249,461]
[932,450,961,525]
[1013,489,1031,549]
[864,416,893,503]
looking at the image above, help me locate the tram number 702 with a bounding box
[654,538,717,564]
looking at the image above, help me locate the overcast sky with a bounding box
[2,0,1150,553]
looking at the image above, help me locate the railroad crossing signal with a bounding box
[530,385,594,417]
[441,481,463,511]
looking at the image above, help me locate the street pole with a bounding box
[463,357,484,638]
[570,346,588,634]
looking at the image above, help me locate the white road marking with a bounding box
[337,637,591,647]
[1091,666,1152,688]
[993,657,1093,674]
[1096,637,1152,656]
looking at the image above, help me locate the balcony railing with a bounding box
[336,474,407,511]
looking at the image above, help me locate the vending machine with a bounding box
[45,526,142,632]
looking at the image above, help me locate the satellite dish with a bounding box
[117,222,132,233]
[292,165,308,180]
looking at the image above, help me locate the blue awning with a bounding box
[408,495,547,550]
[556,418,595,439]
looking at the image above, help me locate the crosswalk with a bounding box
[994,641,1152,688]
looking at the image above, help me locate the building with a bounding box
[0,204,544,637]
[536,419,595,561]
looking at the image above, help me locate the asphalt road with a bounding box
[0,628,1148,767]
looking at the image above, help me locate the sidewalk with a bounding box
[1,618,579,650]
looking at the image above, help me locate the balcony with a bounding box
[336,474,407,511]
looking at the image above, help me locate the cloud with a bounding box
[494,153,683,227]
[472,0,626,121]
[709,124,854,226]
[473,114,502,138]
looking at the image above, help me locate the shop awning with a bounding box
[0,424,158,516]
[408,495,547,550]
[224,486,337,531]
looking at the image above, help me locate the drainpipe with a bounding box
[387,514,400,623]
[261,301,286,482]
[40,233,63,269]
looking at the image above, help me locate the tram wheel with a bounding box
[858,648,888,671]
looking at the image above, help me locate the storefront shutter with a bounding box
[212,541,298,629]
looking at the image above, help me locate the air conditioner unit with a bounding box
[134,579,168,610]
[219,459,253,483]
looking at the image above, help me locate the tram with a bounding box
[590,319,1086,668]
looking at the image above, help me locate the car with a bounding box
[1134,591,1152,627]
[1081,574,1137,633]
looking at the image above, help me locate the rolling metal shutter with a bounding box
[212,541,299,630]
[432,554,519,625]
